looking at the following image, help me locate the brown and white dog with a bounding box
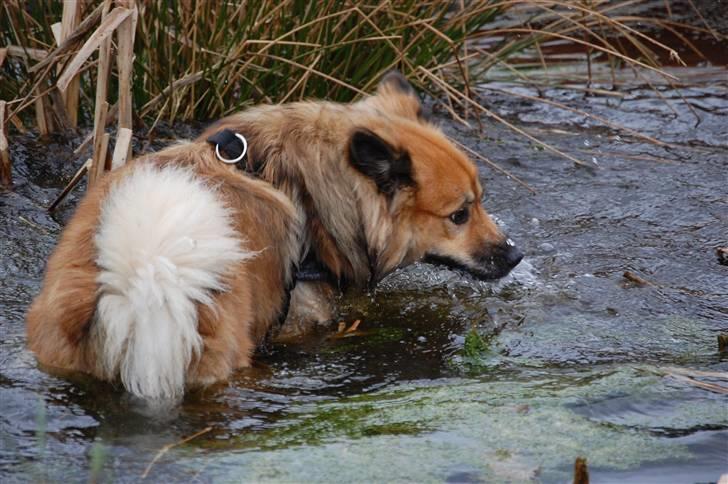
[26,72,522,400]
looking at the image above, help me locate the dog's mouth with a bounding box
[424,248,523,281]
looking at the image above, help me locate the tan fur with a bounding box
[199,77,510,289]
[27,145,301,388]
[27,72,518,394]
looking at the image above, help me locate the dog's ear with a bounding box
[378,70,416,96]
[349,128,413,195]
[374,70,426,121]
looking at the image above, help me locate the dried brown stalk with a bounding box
[57,6,133,93]
[116,0,137,162]
[0,101,11,187]
[573,456,589,484]
[4,45,48,61]
[622,271,656,287]
[34,88,51,136]
[29,2,105,74]
[420,66,594,168]
[667,374,728,395]
[718,334,728,353]
[74,102,118,156]
[49,159,91,211]
[111,127,133,170]
[89,0,113,184]
[60,0,83,128]
[48,88,73,131]
[141,427,212,479]
[452,139,537,194]
[89,101,109,185]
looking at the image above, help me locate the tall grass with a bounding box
[0,1,719,191]
[2,1,503,125]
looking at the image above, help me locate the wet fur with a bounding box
[27,145,302,398]
[27,72,517,399]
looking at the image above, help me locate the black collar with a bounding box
[295,253,337,285]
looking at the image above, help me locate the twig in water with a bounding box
[576,149,676,165]
[48,159,91,212]
[622,271,656,287]
[573,456,589,484]
[329,320,366,339]
[141,427,212,480]
[480,86,676,149]
[667,373,728,395]
[18,216,52,236]
[716,247,728,266]
[453,139,537,194]
[661,366,728,380]
[419,66,595,169]
[345,319,361,333]
[653,366,728,395]
[718,334,728,354]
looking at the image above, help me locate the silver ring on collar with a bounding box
[215,133,248,164]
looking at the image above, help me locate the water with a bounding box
[1,69,727,482]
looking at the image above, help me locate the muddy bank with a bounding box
[1,69,727,482]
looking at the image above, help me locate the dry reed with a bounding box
[0,1,720,194]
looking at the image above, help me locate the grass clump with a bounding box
[463,326,498,360]
[3,1,711,127]
[1,1,501,125]
[1,1,720,189]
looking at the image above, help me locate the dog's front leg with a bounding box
[274,281,337,341]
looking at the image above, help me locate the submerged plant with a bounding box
[88,441,108,484]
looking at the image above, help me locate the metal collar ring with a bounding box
[215,133,248,164]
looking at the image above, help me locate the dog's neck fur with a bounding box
[201,100,414,289]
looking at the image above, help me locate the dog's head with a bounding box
[350,71,523,281]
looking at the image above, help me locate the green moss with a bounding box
[463,327,494,359]
[180,365,700,482]
[322,326,407,354]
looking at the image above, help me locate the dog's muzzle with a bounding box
[493,238,523,273]
[424,237,523,281]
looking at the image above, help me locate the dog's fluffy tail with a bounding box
[93,164,250,400]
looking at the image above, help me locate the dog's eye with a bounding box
[449,207,469,225]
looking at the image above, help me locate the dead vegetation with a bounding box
[0,1,721,193]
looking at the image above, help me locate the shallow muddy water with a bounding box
[1,68,727,483]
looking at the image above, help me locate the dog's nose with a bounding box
[501,239,523,270]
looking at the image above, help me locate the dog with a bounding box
[26,72,523,400]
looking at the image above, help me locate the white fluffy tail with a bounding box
[93,164,251,400]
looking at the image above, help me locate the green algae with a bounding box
[173,363,720,482]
